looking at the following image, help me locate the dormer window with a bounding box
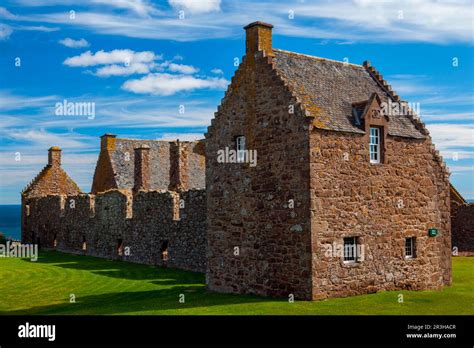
[369,127,381,164]
[236,135,246,163]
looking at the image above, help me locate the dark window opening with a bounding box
[117,239,124,256]
[161,240,169,261]
[343,237,361,262]
[405,237,416,259]
[53,234,57,248]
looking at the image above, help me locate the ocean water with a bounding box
[0,205,21,240]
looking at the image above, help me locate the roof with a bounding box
[271,49,425,139]
[450,183,466,205]
[111,138,171,190]
[22,165,81,198]
[93,137,205,192]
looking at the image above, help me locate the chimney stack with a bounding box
[133,145,151,192]
[244,21,273,56]
[101,133,117,151]
[48,146,62,167]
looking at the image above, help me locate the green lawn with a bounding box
[0,251,472,315]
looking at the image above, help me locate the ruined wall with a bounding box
[451,202,474,255]
[206,52,313,299]
[22,189,207,273]
[309,130,452,299]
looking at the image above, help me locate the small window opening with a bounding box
[161,240,169,261]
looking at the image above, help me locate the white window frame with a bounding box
[405,237,415,259]
[236,135,246,163]
[343,237,357,263]
[369,127,381,164]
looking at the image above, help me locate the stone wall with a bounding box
[309,130,452,299]
[22,189,207,273]
[206,51,314,299]
[451,202,474,255]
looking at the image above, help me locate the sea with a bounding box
[1,200,473,241]
[0,205,21,240]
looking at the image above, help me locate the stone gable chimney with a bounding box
[133,145,151,192]
[48,146,62,167]
[244,21,273,56]
[101,133,117,151]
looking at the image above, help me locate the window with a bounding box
[369,127,381,164]
[117,239,124,256]
[236,135,246,163]
[53,234,57,248]
[161,240,169,261]
[82,236,87,251]
[343,237,358,262]
[405,237,416,259]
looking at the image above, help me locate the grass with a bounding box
[0,251,472,315]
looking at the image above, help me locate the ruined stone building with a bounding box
[22,136,207,272]
[22,22,470,300]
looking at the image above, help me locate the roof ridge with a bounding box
[115,137,203,143]
[273,48,364,68]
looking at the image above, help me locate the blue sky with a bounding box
[0,0,473,204]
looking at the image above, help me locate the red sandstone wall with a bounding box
[206,53,313,299]
[22,189,207,273]
[309,130,452,299]
[451,202,474,255]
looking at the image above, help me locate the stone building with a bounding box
[450,185,474,256]
[21,136,207,272]
[205,22,452,300]
[22,22,463,301]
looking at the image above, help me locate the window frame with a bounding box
[235,135,246,163]
[343,237,358,263]
[369,126,381,164]
[405,237,416,259]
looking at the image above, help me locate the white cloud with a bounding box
[426,123,474,160]
[59,38,90,48]
[0,7,16,20]
[0,24,12,40]
[64,49,159,67]
[168,0,221,13]
[211,68,223,74]
[121,73,228,96]
[94,62,157,77]
[167,63,199,74]
[156,132,204,141]
[3,0,473,43]
[7,129,93,149]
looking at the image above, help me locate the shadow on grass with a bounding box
[22,251,203,284]
[2,287,270,315]
[9,251,274,314]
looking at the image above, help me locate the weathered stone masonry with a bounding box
[205,22,453,300]
[22,137,207,273]
[22,189,206,272]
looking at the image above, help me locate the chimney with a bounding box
[48,146,62,167]
[244,21,273,56]
[101,133,117,151]
[169,140,188,192]
[133,145,151,192]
